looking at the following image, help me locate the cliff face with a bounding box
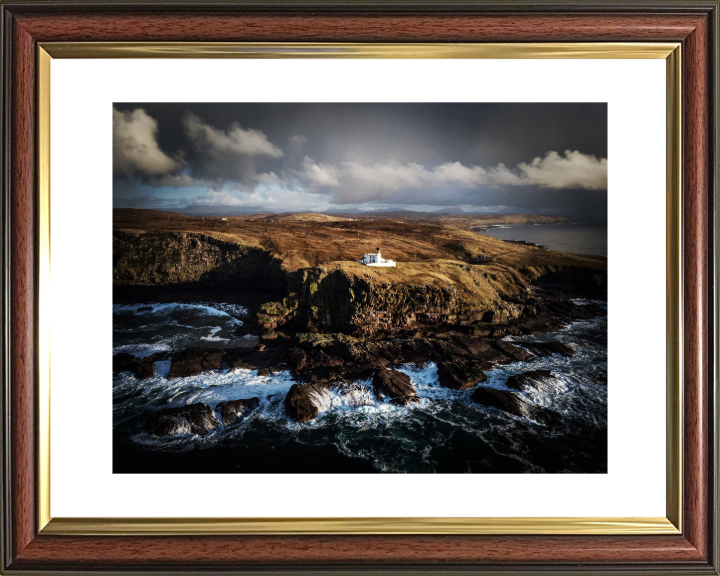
[258,263,535,336]
[113,231,285,289]
[256,259,607,336]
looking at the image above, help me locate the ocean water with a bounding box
[113,302,607,474]
[477,223,607,257]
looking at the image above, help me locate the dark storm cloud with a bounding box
[113,103,607,222]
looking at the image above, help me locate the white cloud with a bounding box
[430,162,488,187]
[183,112,283,158]
[189,185,332,213]
[255,172,283,185]
[295,150,607,201]
[113,108,182,178]
[513,150,607,189]
[344,161,427,191]
[190,189,249,207]
[300,156,341,187]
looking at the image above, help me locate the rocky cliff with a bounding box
[113,231,285,289]
[257,260,606,337]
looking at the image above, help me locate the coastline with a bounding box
[112,209,608,474]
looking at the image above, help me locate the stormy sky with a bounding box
[113,103,607,223]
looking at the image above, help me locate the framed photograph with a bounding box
[1,1,717,574]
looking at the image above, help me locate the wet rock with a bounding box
[168,346,224,378]
[522,342,576,358]
[113,352,140,376]
[471,387,551,423]
[506,370,555,391]
[216,397,260,426]
[492,340,535,362]
[136,358,155,379]
[436,361,487,390]
[390,395,421,407]
[586,369,607,386]
[284,383,331,423]
[137,306,153,312]
[372,368,416,404]
[113,352,155,380]
[146,403,221,436]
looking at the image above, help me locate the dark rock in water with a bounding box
[390,395,421,407]
[146,403,221,436]
[586,369,607,386]
[113,352,141,376]
[136,358,155,379]
[471,387,551,423]
[372,368,416,403]
[113,352,155,380]
[284,383,330,423]
[235,323,262,337]
[257,367,274,377]
[522,342,576,358]
[492,340,535,362]
[216,397,260,426]
[168,346,224,378]
[436,361,487,390]
[506,370,555,391]
[137,305,153,312]
[568,303,607,320]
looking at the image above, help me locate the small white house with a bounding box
[359,247,396,267]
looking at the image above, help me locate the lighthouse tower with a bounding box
[358,246,396,267]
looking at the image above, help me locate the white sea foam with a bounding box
[114,302,244,327]
[115,306,607,471]
[201,326,229,342]
[112,342,173,357]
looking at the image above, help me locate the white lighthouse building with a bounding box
[359,247,396,267]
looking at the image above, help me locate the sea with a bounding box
[113,301,607,474]
[477,223,607,257]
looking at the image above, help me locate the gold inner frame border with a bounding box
[36,42,682,536]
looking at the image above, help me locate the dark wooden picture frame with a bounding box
[1,1,718,573]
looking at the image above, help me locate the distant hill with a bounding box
[255,213,351,223]
[114,208,597,274]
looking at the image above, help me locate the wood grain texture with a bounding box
[2,4,717,573]
[10,17,36,562]
[681,10,710,560]
[14,12,703,42]
[10,534,706,567]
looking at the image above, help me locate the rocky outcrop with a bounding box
[372,368,418,406]
[167,347,224,379]
[521,342,576,358]
[252,262,607,339]
[216,397,260,426]
[506,370,555,391]
[283,267,515,336]
[284,383,332,423]
[160,328,582,395]
[471,387,551,423]
[146,403,221,436]
[436,361,487,390]
[113,231,285,290]
[113,352,158,380]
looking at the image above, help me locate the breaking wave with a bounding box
[113,303,607,473]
